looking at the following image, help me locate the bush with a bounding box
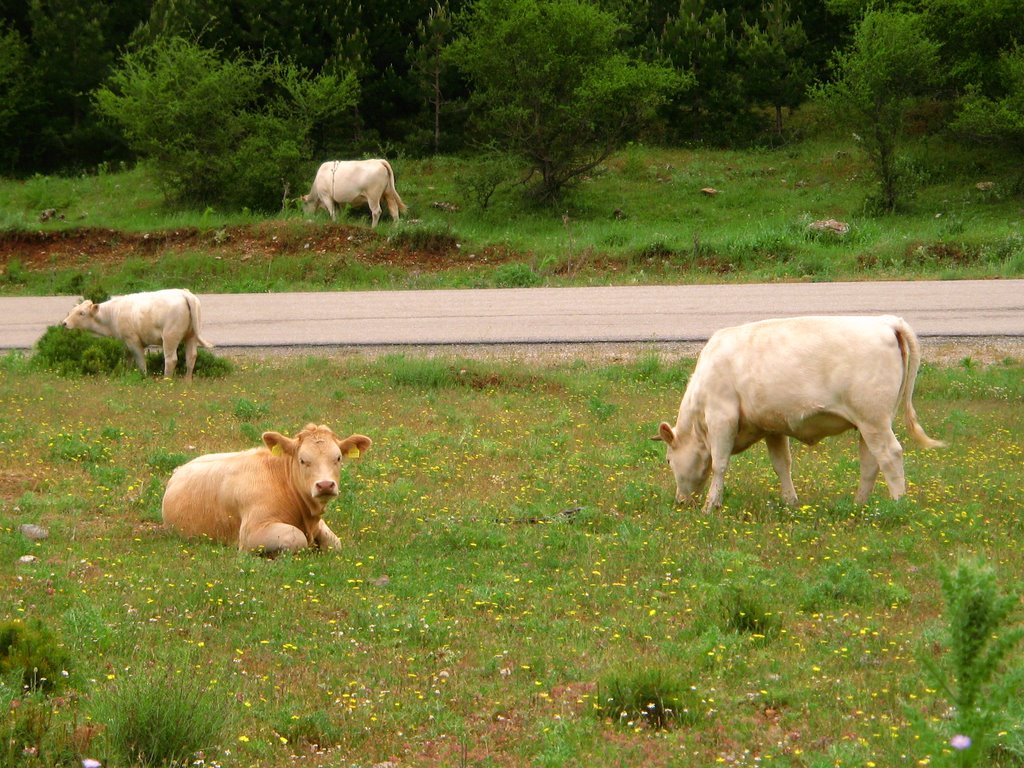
[94,36,359,211]
[0,619,70,694]
[32,325,129,376]
[34,326,232,378]
[493,262,542,287]
[597,667,702,730]
[96,662,227,768]
[146,347,233,378]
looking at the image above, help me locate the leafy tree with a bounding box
[659,0,747,143]
[0,25,35,172]
[950,45,1024,187]
[739,1,814,138]
[448,0,683,202]
[94,36,358,210]
[408,2,455,154]
[920,0,1024,97]
[812,8,940,212]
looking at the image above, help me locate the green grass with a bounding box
[1,349,1023,766]
[1,135,1023,296]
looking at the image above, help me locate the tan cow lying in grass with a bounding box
[162,424,372,554]
[61,288,212,381]
[655,315,945,512]
[302,159,407,227]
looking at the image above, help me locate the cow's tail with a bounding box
[892,317,944,448]
[184,290,214,349]
[380,159,407,219]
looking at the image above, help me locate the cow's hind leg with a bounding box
[368,198,382,228]
[241,521,308,555]
[183,336,199,382]
[765,434,798,505]
[859,427,906,501]
[161,337,179,378]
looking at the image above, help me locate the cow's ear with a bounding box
[263,431,298,455]
[656,422,676,446]
[88,302,99,316]
[338,434,372,459]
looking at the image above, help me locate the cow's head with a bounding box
[263,424,372,505]
[655,422,710,505]
[61,299,100,331]
[300,193,318,215]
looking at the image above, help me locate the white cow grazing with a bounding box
[161,424,372,554]
[302,159,407,227]
[61,289,212,381]
[655,315,944,512]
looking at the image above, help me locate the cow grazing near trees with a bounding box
[655,315,944,512]
[161,424,372,554]
[61,288,212,381]
[302,159,407,227]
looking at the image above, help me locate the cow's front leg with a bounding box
[854,432,881,504]
[123,340,149,377]
[765,434,798,505]
[701,426,736,512]
[240,521,308,554]
[314,521,342,550]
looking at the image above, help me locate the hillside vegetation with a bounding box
[1,138,1022,296]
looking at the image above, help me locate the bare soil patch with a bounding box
[0,220,516,273]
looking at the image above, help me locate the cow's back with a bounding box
[107,289,194,345]
[690,315,906,433]
[161,448,279,544]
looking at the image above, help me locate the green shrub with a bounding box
[914,558,1024,766]
[146,347,233,378]
[388,224,458,253]
[715,583,782,639]
[0,620,70,693]
[96,663,227,768]
[33,325,129,376]
[597,667,702,730]
[493,262,542,287]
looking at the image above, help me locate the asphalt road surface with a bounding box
[2,279,1022,351]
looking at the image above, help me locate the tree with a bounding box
[950,45,1024,186]
[448,0,683,202]
[659,0,746,143]
[0,25,35,172]
[408,2,454,154]
[812,8,940,212]
[739,1,813,138]
[94,36,359,210]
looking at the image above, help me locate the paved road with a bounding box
[2,279,1022,350]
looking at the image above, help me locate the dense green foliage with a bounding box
[94,36,358,210]
[448,0,684,200]
[1,0,1022,185]
[812,9,941,212]
[32,325,232,378]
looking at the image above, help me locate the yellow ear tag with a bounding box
[346,447,360,459]
[271,444,283,456]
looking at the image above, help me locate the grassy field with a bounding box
[2,349,1023,767]
[1,136,1023,296]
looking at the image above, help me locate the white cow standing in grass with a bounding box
[302,159,407,227]
[655,315,945,512]
[60,288,212,381]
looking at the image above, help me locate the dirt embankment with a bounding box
[0,220,515,274]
